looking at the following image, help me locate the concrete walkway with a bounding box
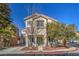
[67,48,79,53]
[0,46,25,54]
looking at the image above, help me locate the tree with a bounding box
[0,3,19,48]
[47,22,60,47]
[47,21,77,47]
[64,24,77,46]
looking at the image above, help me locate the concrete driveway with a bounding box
[0,46,25,55]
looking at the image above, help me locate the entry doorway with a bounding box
[28,35,34,47]
[37,36,44,46]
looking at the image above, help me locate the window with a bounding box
[37,20,44,29]
[27,21,32,25]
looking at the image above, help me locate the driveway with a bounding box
[0,46,25,55]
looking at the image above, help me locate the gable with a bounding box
[24,13,58,23]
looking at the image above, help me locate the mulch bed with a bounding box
[21,46,78,55]
[25,51,65,54]
[21,47,38,51]
[21,46,67,51]
[43,46,67,50]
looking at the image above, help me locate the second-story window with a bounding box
[27,21,32,25]
[37,20,44,29]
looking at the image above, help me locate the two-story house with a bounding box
[22,13,58,48]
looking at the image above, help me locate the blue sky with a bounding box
[9,3,79,31]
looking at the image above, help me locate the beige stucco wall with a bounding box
[33,17,47,35]
[24,18,32,28]
[24,17,48,36]
[23,14,58,47]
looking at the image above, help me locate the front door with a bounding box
[37,36,44,46]
[28,36,34,47]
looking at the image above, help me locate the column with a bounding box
[25,35,29,47]
[34,36,37,47]
[43,35,47,47]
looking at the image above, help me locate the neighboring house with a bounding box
[22,13,58,47]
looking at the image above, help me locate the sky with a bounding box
[9,3,79,31]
